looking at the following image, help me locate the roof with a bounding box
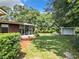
[60,27,75,28]
[0,9,6,16]
[0,21,35,26]
[23,23,35,26]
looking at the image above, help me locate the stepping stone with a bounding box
[64,52,74,59]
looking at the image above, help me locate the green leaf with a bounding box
[67,0,72,3]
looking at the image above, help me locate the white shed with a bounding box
[60,27,75,35]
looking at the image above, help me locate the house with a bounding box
[60,27,75,35]
[0,21,35,35]
[0,9,35,35]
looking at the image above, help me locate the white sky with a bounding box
[0,0,24,7]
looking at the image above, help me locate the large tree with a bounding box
[47,0,79,27]
[13,5,40,24]
[0,5,40,24]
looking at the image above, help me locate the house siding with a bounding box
[0,23,20,33]
[0,22,35,35]
[9,24,20,32]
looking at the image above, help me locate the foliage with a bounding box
[13,5,40,23]
[34,30,39,37]
[45,0,53,12]
[36,13,55,33]
[46,0,79,27]
[0,33,20,59]
[0,6,13,21]
[75,27,79,33]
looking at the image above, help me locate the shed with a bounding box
[0,21,35,35]
[60,27,75,35]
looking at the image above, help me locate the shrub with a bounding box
[0,33,20,59]
[34,30,39,37]
[75,27,79,34]
[38,28,57,33]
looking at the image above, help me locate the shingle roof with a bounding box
[0,21,35,26]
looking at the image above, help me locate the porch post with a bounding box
[20,25,22,35]
[24,25,25,35]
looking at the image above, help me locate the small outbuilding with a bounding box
[60,27,75,35]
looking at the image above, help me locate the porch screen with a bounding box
[19,25,33,35]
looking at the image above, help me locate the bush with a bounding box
[34,31,39,37]
[38,27,57,33]
[0,33,20,59]
[75,27,79,33]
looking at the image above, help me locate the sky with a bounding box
[0,0,48,12]
[21,0,48,12]
[0,0,23,7]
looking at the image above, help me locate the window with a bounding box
[1,24,9,33]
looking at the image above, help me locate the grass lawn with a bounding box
[25,33,79,59]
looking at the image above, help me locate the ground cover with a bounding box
[25,33,79,59]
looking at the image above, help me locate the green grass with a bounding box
[26,44,54,59]
[26,33,79,59]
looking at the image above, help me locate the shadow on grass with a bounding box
[18,51,26,59]
[32,35,75,57]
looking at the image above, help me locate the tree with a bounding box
[0,6,13,21]
[35,12,53,33]
[46,0,79,27]
[13,5,40,24]
[0,5,40,24]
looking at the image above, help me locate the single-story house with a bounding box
[0,9,36,39]
[0,9,34,35]
[0,21,35,35]
[60,27,75,35]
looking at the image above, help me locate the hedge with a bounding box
[0,33,20,59]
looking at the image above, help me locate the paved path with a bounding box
[19,39,32,59]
